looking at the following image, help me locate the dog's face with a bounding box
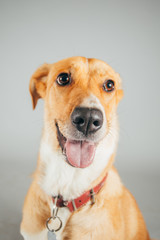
[30,57,123,169]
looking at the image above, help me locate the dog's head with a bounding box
[30,57,123,169]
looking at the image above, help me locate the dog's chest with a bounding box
[55,205,113,240]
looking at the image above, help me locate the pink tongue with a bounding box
[65,140,95,168]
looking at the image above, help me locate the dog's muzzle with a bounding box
[56,107,104,169]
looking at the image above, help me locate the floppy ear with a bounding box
[29,63,51,109]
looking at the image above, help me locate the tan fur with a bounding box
[21,57,150,239]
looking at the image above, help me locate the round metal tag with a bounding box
[46,216,62,232]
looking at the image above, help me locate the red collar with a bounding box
[52,174,108,213]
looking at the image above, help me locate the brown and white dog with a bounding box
[21,57,150,240]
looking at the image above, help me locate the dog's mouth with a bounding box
[56,123,96,168]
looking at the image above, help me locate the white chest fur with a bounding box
[39,130,116,201]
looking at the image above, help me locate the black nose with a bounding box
[71,107,103,135]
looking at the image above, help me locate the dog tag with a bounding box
[48,231,57,240]
[46,216,62,232]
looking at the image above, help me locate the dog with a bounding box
[20,57,150,240]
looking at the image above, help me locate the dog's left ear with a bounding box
[29,63,51,109]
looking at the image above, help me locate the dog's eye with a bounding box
[103,80,115,92]
[56,73,71,86]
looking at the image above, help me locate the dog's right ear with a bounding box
[29,63,51,109]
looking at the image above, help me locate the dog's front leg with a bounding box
[20,181,50,240]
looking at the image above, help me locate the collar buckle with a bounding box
[90,188,95,204]
[71,200,77,211]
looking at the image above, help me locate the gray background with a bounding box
[0,0,160,239]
